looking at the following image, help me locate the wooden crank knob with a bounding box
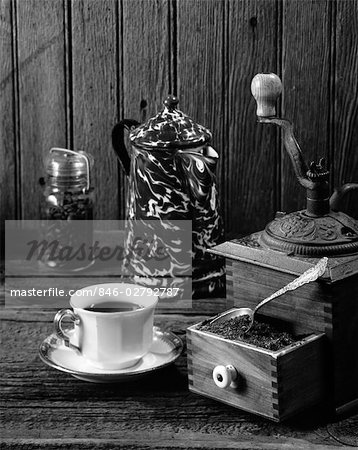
[212,364,239,389]
[251,73,282,117]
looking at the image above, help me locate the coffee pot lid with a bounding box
[129,95,212,149]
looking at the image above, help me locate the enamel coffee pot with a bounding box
[112,95,225,297]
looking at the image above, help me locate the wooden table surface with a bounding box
[2,292,357,450]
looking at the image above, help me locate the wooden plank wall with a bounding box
[0,0,17,253]
[1,0,357,242]
[281,0,332,213]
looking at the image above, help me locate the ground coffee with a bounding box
[199,315,299,351]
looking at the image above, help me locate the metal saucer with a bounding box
[39,326,183,383]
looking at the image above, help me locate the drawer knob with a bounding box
[213,364,238,389]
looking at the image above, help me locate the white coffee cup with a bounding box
[54,283,158,369]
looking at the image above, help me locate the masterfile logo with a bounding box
[5,220,192,309]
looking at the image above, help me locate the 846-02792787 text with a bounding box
[9,287,181,298]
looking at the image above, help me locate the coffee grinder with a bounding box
[208,73,358,416]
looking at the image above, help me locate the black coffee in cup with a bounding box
[84,300,143,313]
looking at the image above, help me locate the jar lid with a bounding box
[130,95,212,149]
[45,148,93,190]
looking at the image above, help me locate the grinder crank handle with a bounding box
[251,73,358,206]
[250,73,282,117]
[250,73,315,191]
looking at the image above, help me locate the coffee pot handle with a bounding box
[330,183,358,212]
[112,119,139,176]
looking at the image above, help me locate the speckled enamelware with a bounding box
[112,96,225,298]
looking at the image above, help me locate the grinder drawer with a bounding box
[187,323,326,422]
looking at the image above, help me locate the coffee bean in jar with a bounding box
[41,148,94,270]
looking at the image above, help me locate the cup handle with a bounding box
[54,308,80,349]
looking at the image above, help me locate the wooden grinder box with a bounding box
[187,322,326,422]
[209,232,358,415]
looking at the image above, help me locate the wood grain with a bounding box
[277,334,326,420]
[122,0,170,119]
[333,0,358,219]
[281,0,332,214]
[226,0,279,236]
[0,311,346,448]
[176,0,226,226]
[211,234,358,282]
[0,0,16,258]
[2,0,358,230]
[0,438,347,450]
[187,325,325,421]
[119,0,171,218]
[330,287,358,407]
[225,256,358,412]
[226,260,330,335]
[71,0,120,220]
[16,0,67,219]
[188,325,275,419]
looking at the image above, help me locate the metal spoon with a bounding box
[209,257,328,332]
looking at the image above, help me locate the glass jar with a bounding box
[43,148,94,220]
[41,148,94,270]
